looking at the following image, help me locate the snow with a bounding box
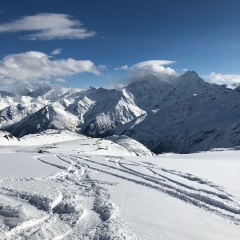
[155,150,240,202]
[114,71,240,153]
[0,71,240,238]
[0,153,64,178]
[0,132,239,239]
[1,71,240,153]
[105,135,155,156]
[20,129,88,145]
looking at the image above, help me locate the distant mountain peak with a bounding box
[182,70,199,78]
[175,70,208,88]
[127,72,175,89]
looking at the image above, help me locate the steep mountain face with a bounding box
[0,83,69,128]
[1,85,144,138]
[126,73,175,111]
[114,72,240,153]
[0,102,47,128]
[5,104,79,137]
[1,71,240,153]
[75,88,145,137]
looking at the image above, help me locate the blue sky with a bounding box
[0,0,240,89]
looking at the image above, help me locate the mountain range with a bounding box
[1,71,239,153]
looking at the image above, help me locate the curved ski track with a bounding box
[0,152,239,239]
[61,154,240,225]
[0,155,134,240]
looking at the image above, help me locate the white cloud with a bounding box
[182,68,188,72]
[55,78,66,83]
[0,51,101,84]
[131,60,175,69]
[98,65,108,71]
[114,65,129,71]
[204,72,240,85]
[0,13,96,40]
[107,83,125,90]
[51,48,62,55]
[127,60,177,82]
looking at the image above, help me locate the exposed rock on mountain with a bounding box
[114,72,240,153]
[1,71,239,153]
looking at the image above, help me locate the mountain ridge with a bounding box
[1,71,239,153]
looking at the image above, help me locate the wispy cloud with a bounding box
[98,65,108,71]
[114,65,128,71]
[0,13,96,40]
[204,72,240,85]
[55,78,66,83]
[0,51,101,84]
[107,83,125,89]
[51,48,62,55]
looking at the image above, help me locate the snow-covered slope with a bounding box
[21,131,154,157]
[105,135,155,157]
[20,129,88,145]
[0,129,153,157]
[67,87,145,137]
[3,85,145,138]
[0,134,239,239]
[0,130,20,144]
[1,71,240,153]
[5,104,79,137]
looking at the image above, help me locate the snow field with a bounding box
[0,134,239,239]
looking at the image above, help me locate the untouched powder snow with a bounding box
[0,132,239,239]
[105,135,155,156]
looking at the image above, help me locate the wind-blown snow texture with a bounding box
[0,131,239,239]
[1,71,240,153]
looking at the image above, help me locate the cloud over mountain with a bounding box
[0,13,96,40]
[127,60,177,82]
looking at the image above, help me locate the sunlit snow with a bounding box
[0,130,239,239]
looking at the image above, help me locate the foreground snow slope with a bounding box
[0,134,239,239]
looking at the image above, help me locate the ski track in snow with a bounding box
[62,154,240,225]
[0,154,135,240]
[0,152,240,239]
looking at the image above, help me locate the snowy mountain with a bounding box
[1,71,240,153]
[66,87,144,137]
[115,72,240,153]
[2,85,144,138]
[126,73,174,111]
